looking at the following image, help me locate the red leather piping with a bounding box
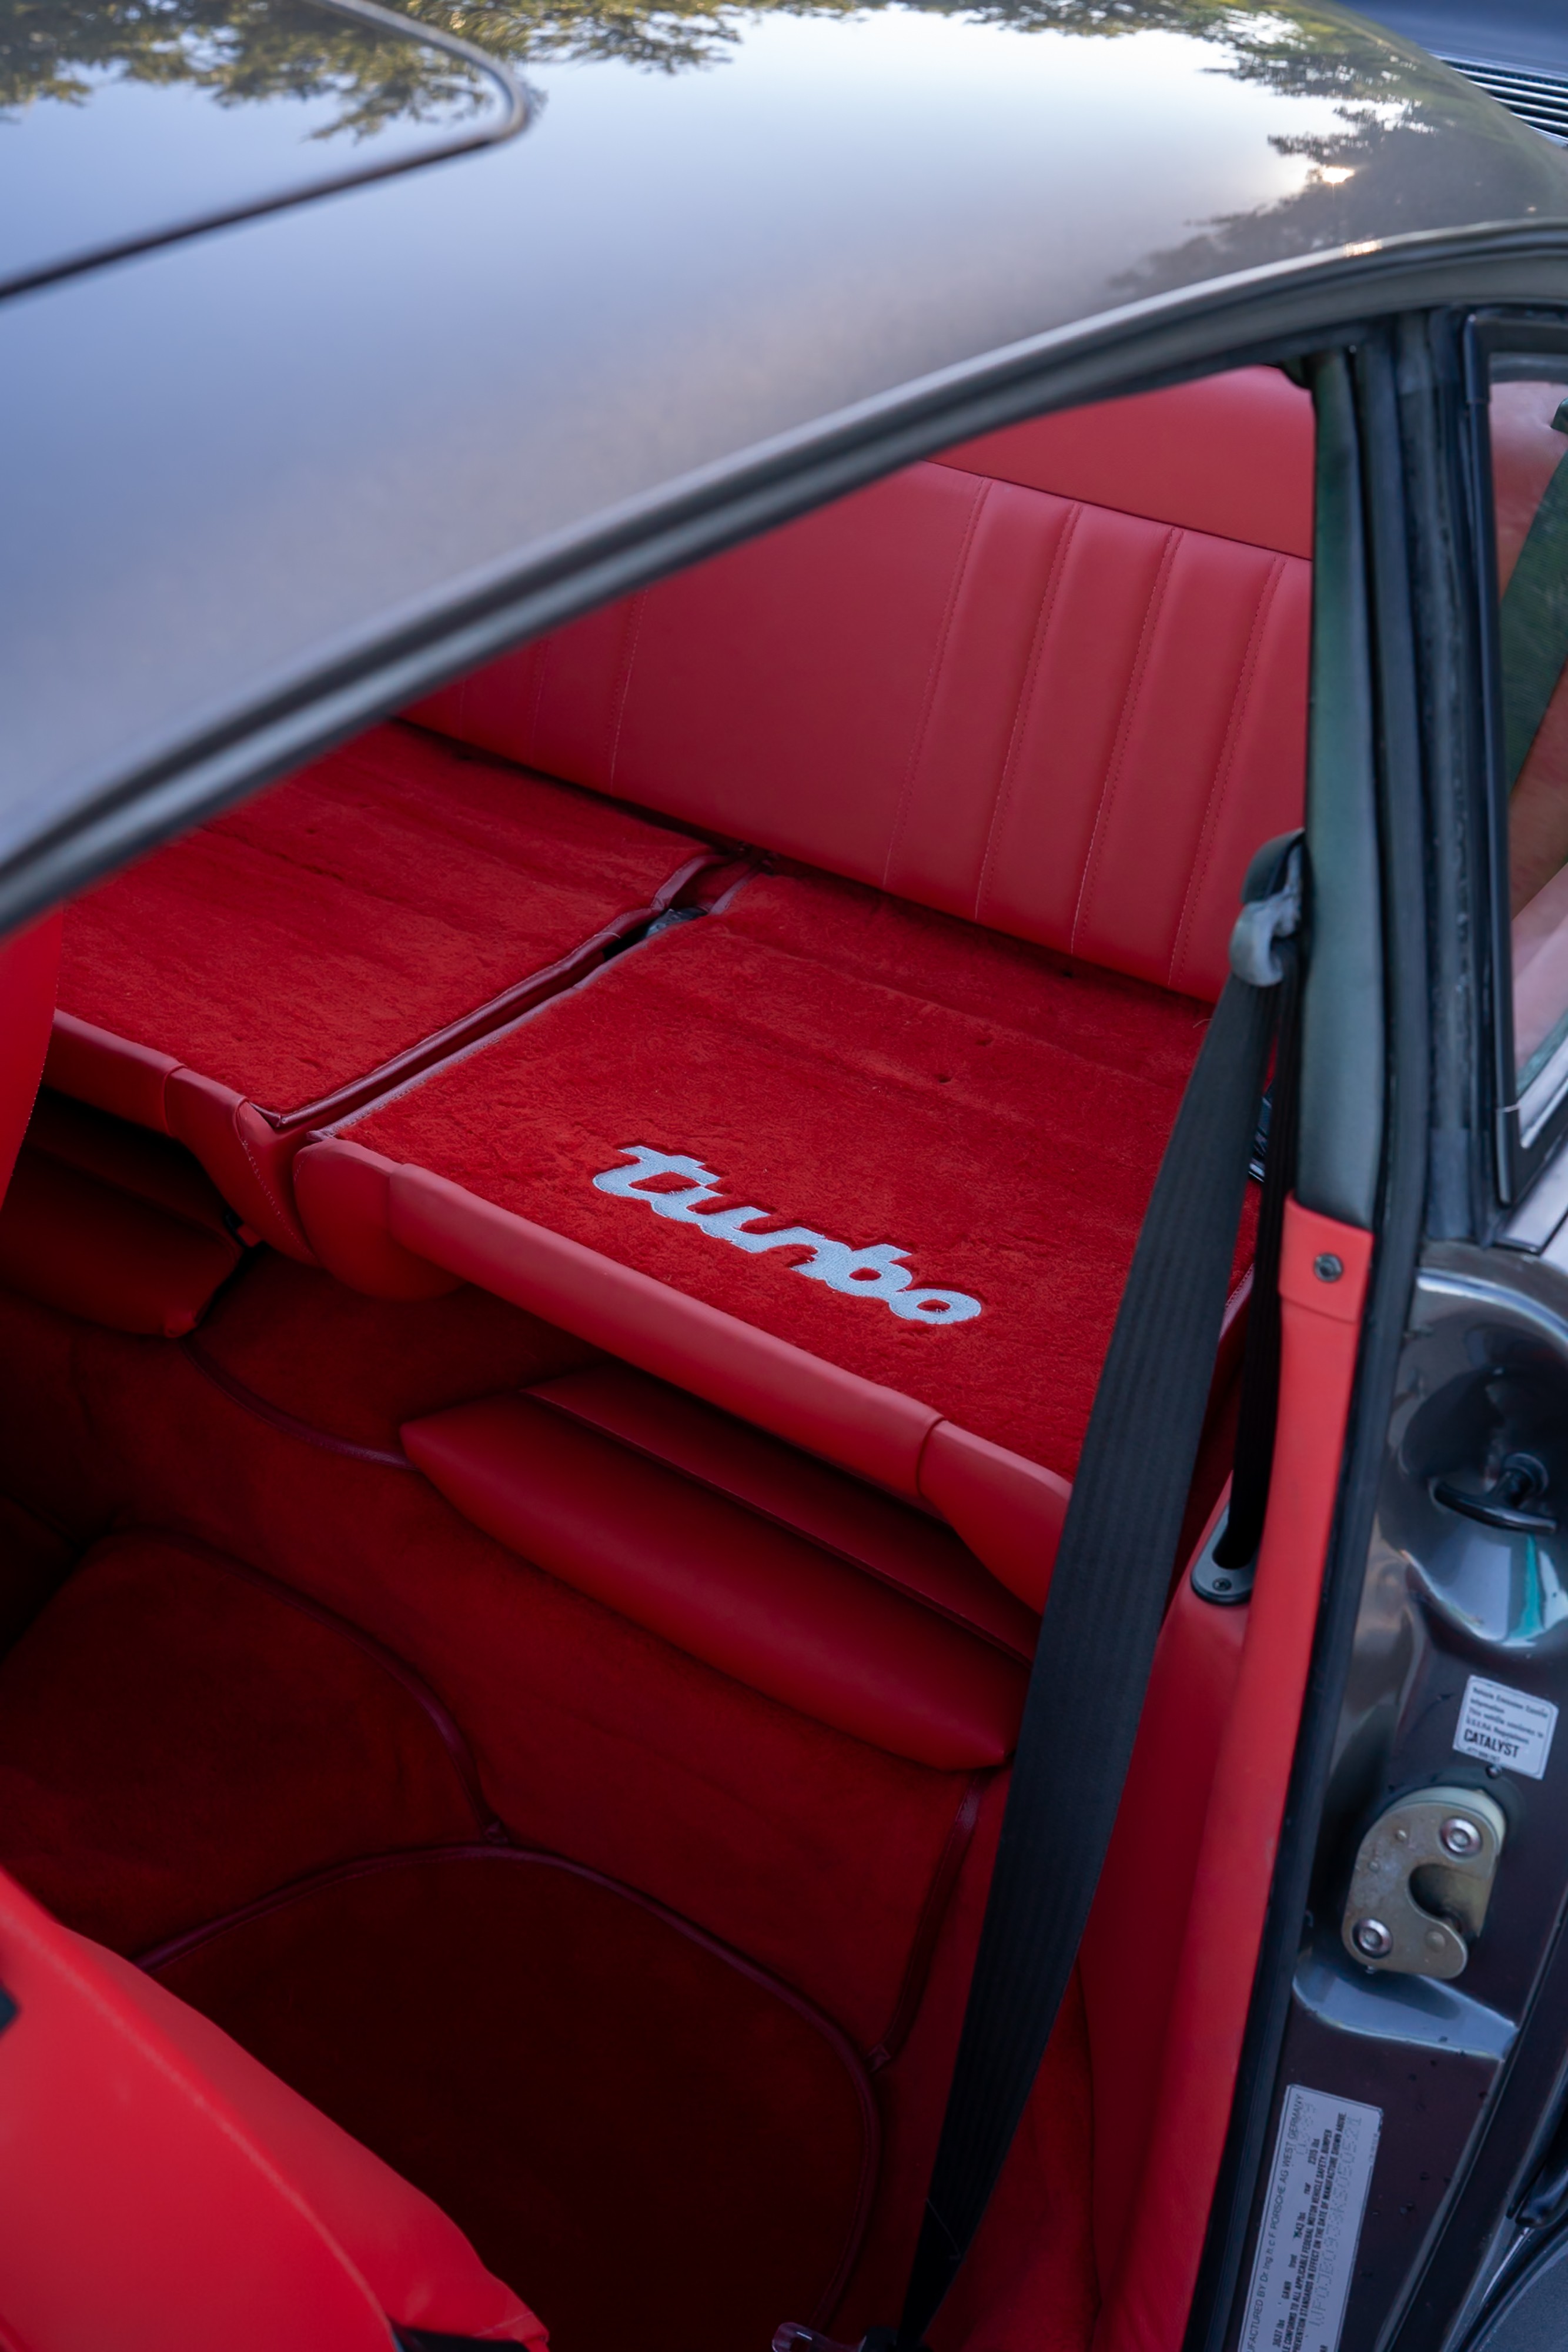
[135,1840,882,2327]
[865,1769,988,2073]
[180,1335,414,1472]
[276,849,733,1134]
[107,1529,501,1840]
[523,1380,1035,1665]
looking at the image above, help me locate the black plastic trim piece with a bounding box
[1297,353,1385,1228]
[1406,310,1489,1242]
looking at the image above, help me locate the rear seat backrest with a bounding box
[411,368,1313,1002]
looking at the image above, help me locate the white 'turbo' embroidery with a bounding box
[593,1146,983,1324]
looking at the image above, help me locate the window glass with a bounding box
[1492,360,1568,1117]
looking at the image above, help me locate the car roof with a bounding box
[5,0,1568,929]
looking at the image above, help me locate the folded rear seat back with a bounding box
[49,726,731,1254]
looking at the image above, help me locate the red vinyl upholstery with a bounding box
[0,1863,546,2351]
[931,366,1314,556]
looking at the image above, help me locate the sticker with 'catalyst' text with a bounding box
[1243,2086,1382,2352]
[1453,1675,1559,1780]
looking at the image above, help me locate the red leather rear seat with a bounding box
[45,366,1311,1606]
[288,368,1310,1598]
[46,368,1309,1254]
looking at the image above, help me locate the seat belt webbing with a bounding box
[883,834,1305,2351]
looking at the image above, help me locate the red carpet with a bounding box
[355,870,1232,1476]
[58,724,704,1114]
[0,1531,484,1954]
[149,1847,879,2352]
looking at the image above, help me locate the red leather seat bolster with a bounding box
[0,1869,544,2350]
[294,1130,463,1301]
[403,1393,1027,1768]
[918,1422,1069,1615]
[527,1364,1040,1653]
[295,1140,1071,1608]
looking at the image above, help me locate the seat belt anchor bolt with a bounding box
[1191,1509,1256,1606]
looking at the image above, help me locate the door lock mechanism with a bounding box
[1342,1786,1507,1979]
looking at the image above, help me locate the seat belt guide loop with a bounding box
[1229,836,1305,990]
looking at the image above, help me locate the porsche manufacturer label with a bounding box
[593,1145,982,1324]
[1453,1675,1559,1780]
[1243,2087,1381,2352]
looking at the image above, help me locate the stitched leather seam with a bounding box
[865,1769,991,2071]
[233,1110,308,1250]
[880,473,991,894]
[95,1525,502,1840]
[182,1335,413,1471]
[134,1840,882,2326]
[604,591,648,792]
[1067,523,1182,960]
[524,636,550,767]
[1168,553,1288,993]
[974,496,1082,926]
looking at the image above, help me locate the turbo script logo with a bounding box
[592,1146,982,1325]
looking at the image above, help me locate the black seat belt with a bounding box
[777,830,1305,2352]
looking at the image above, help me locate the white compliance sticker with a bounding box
[1453,1675,1559,1780]
[1243,2086,1382,2352]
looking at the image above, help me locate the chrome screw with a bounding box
[1440,1815,1483,1858]
[1352,1917,1393,1959]
[1314,1252,1345,1284]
